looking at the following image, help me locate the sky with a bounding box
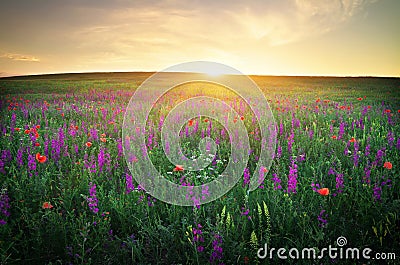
[0,0,399,77]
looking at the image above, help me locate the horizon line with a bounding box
[1,70,399,79]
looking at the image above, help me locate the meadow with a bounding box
[0,73,399,264]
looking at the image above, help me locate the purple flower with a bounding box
[147,195,156,207]
[192,223,205,252]
[201,185,210,201]
[276,145,282,159]
[117,139,123,158]
[279,122,284,136]
[387,131,394,148]
[287,159,298,194]
[84,154,97,173]
[365,144,371,157]
[241,207,251,220]
[309,129,314,140]
[311,181,321,192]
[373,148,385,166]
[27,153,36,173]
[335,173,344,195]
[10,112,16,129]
[353,141,359,167]
[125,173,135,194]
[271,173,282,190]
[296,153,306,162]
[209,234,223,264]
[318,209,328,228]
[90,128,98,141]
[243,168,250,187]
[0,189,10,225]
[363,166,371,184]
[16,147,24,167]
[373,184,382,202]
[87,182,99,214]
[1,150,12,163]
[98,147,111,172]
[380,175,392,188]
[287,131,294,153]
[338,122,345,139]
[0,159,5,174]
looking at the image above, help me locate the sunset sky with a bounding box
[0,0,399,77]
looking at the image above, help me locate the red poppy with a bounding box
[14,128,20,132]
[173,165,184,172]
[367,105,371,109]
[85,142,92,147]
[24,129,31,134]
[188,120,194,126]
[35,153,47,163]
[357,97,362,101]
[203,118,209,123]
[262,167,268,173]
[100,137,107,143]
[240,116,245,121]
[331,135,337,140]
[317,188,330,196]
[349,137,356,143]
[383,162,392,169]
[42,202,53,209]
[35,142,40,147]
[36,125,40,129]
[385,109,391,113]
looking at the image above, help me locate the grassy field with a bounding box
[0,73,399,264]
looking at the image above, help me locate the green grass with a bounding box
[0,73,399,264]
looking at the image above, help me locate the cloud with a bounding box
[227,0,379,45]
[68,0,379,57]
[1,53,40,62]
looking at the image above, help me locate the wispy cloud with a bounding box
[1,52,40,62]
[69,0,380,56]
[228,0,379,45]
